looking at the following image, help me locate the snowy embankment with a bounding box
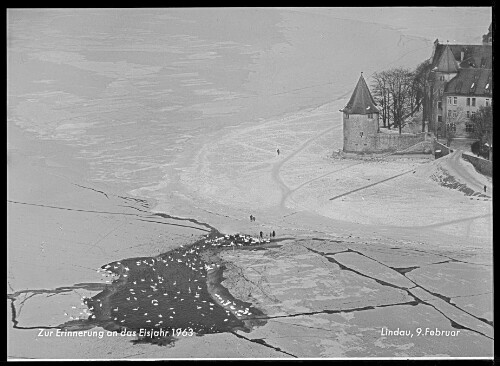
[169,99,492,245]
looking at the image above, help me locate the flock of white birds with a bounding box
[64,233,269,340]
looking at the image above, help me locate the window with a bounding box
[453,111,458,118]
[448,110,452,118]
[465,124,474,133]
[471,111,476,117]
[466,98,470,106]
[448,123,456,132]
[344,113,349,119]
[466,111,470,118]
[453,97,457,105]
[438,115,442,122]
[486,99,490,107]
[448,97,452,104]
[367,113,373,119]
[472,98,476,106]
[437,101,442,110]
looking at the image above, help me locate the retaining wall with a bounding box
[374,133,425,152]
[462,153,492,177]
[434,140,451,158]
[394,140,434,155]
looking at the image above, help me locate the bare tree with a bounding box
[372,67,424,134]
[413,60,432,132]
[482,23,492,43]
[371,71,392,129]
[470,105,492,160]
[445,106,469,146]
[386,67,422,134]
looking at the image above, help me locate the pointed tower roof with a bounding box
[435,44,458,73]
[341,73,378,115]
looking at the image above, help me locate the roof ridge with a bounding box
[444,67,492,96]
[341,74,378,115]
[436,44,458,73]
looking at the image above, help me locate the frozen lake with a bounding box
[7,8,493,359]
[9,8,491,199]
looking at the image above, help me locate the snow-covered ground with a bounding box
[148,98,492,247]
[8,8,492,360]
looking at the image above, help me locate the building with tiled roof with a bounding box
[341,74,379,115]
[427,39,492,139]
[434,44,459,73]
[445,68,492,96]
[341,73,380,153]
[431,43,492,71]
[340,74,429,154]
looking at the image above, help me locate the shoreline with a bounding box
[130,96,350,220]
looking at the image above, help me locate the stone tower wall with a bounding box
[343,113,379,153]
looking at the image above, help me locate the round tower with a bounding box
[341,73,380,153]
